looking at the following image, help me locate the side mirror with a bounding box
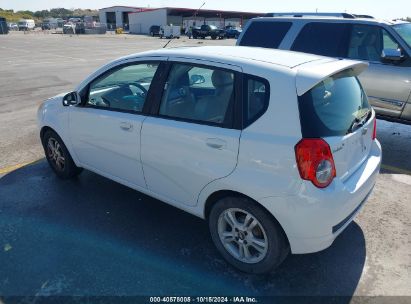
[381,48,404,62]
[62,91,80,106]
[190,74,206,85]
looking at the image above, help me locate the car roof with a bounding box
[90,46,366,97]
[121,46,328,69]
[252,16,399,26]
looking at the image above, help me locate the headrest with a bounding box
[212,70,234,88]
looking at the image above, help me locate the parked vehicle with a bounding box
[18,19,35,31]
[56,18,65,28]
[75,22,85,34]
[42,18,58,30]
[149,25,161,37]
[37,46,381,274]
[159,25,180,39]
[0,17,8,34]
[192,24,225,39]
[238,15,411,125]
[68,18,82,24]
[7,22,18,31]
[225,26,242,39]
[63,22,76,34]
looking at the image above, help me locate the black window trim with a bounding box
[291,21,352,58]
[238,20,293,49]
[148,60,243,130]
[77,60,167,116]
[242,74,270,129]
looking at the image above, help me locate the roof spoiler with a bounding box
[295,60,369,96]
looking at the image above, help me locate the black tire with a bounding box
[42,129,82,179]
[211,35,217,40]
[209,196,289,274]
[150,31,154,36]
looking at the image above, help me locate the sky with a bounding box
[0,0,410,19]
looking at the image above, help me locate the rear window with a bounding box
[239,21,292,48]
[298,70,370,137]
[291,23,350,57]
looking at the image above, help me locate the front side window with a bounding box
[291,23,350,57]
[239,22,292,49]
[298,70,371,137]
[86,62,159,113]
[348,25,400,62]
[392,23,411,48]
[159,63,235,126]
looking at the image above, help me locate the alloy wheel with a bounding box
[47,137,65,171]
[217,208,268,264]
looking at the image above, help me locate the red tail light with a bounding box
[295,139,336,188]
[372,118,377,140]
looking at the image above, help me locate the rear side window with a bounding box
[244,76,270,127]
[291,23,351,57]
[298,70,370,137]
[239,21,292,48]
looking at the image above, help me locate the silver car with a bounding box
[237,14,411,125]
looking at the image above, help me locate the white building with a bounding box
[99,6,149,30]
[99,6,262,34]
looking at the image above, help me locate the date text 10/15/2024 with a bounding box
[149,297,258,303]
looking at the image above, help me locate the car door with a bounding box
[141,61,242,207]
[346,24,411,118]
[69,60,164,189]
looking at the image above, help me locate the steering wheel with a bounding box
[100,83,148,108]
[129,82,148,96]
[100,95,111,107]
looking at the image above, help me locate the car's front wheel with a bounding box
[42,129,82,179]
[209,196,289,274]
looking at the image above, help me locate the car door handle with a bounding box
[120,122,133,131]
[206,138,226,150]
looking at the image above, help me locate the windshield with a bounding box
[392,23,411,48]
[298,70,370,137]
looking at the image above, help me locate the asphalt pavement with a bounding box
[0,32,410,299]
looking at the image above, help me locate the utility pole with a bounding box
[193,2,206,26]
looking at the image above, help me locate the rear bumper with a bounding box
[258,139,381,254]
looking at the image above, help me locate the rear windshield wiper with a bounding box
[347,109,371,134]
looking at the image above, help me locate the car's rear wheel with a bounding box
[42,129,82,179]
[209,196,289,274]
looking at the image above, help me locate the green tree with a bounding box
[34,10,51,19]
[49,8,73,18]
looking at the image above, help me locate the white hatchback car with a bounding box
[37,46,381,273]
